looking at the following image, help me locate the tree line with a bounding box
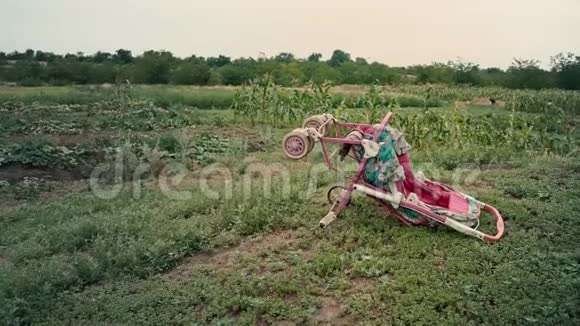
[0,49,579,90]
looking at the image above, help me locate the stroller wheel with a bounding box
[307,135,315,152]
[282,129,311,160]
[327,185,351,205]
[302,115,330,136]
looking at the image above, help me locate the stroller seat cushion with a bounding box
[448,192,470,214]
[432,194,481,226]
[401,191,481,226]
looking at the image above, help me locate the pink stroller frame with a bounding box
[282,112,504,241]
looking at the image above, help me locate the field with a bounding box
[0,83,579,325]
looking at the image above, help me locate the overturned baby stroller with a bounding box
[282,112,504,241]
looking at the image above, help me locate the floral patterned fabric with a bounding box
[385,125,412,155]
[356,127,407,188]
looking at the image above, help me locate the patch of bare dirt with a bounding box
[215,126,258,140]
[0,256,8,265]
[312,297,352,325]
[0,165,83,183]
[0,178,91,211]
[211,126,269,153]
[38,179,90,201]
[247,141,267,153]
[480,162,516,170]
[4,130,152,146]
[183,125,259,142]
[348,277,375,293]
[174,125,267,154]
[168,229,316,279]
[4,125,260,149]
[329,85,368,96]
[471,96,506,107]
[283,294,299,304]
[256,317,297,326]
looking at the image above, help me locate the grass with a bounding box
[0,85,237,109]
[0,86,114,105]
[0,85,444,111]
[133,85,237,109]
[1,146,578,324]
[0,86,579,324]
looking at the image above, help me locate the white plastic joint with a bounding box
[353,184,402,207]
[305,128,323,141]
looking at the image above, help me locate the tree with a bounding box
[92,51,113,63]
[219,64,244,85]
[34,50,49,62]
[206,55,231,67]
[367,62,400,85]
[114,49,133,64]
[37,52,60,63]
[24,49,35,61]
[309,64,341,84]
[90,63,116,84]
[219,59,258,85]
[207,70,223,85]
[328,49,351,67]
[307,53,322,63]
[506,58,553,89]
[46,60,73,84]
[479,67,507,86]
[355,57,368,65]
[272,62,305,86]
[450,60,481,85]
[338,62,362,84]
[64,53,79,61]
[0,48,577,90]
[274,52,295,63]
[414,63,454,84]
[551,52,580,90]
[133,50,175,84]
[70,62,92,84]
[76,52,87,62]
[171,63,211,85]
[6,51,25,60]
[185,55,205,65]
[11,61,46,85]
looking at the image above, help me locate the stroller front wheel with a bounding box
[327,185,351,206]
[282,129,312,160]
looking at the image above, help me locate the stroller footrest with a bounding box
[319,212,337,228]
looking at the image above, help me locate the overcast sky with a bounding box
[1,0,579,68]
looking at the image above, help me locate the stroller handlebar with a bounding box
[481,204,505,241]
[400,199,505,242]
[371,112,393,142]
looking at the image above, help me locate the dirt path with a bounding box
[168,229,316,279]
[166,228,368,324]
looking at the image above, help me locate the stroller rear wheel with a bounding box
[302,115,331,136]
